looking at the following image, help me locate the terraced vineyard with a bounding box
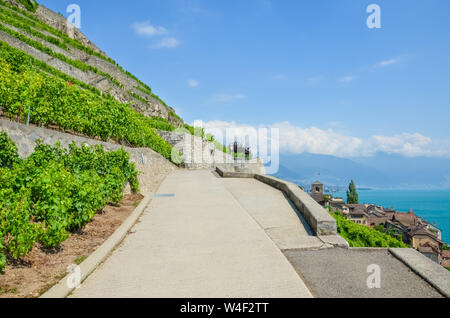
[0,41,176,160]
[0,0,182,123]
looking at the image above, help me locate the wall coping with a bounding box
[389,248,450,298]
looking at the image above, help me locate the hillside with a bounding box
[0,0,182,125]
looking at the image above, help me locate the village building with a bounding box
[345,204,369,226]
[329,197,349,214]
[417,242,442,264]
[365,205,389,228]
[408,225,444,252]
[422,220,442,240]
[307,181,448,267]
[441,250,450,269]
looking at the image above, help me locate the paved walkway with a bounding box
[284,248,443,298]
[222,178,326,250]
[71,170,313,298]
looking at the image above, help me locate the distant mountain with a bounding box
[272,153,450,189]
[354,153,450,189]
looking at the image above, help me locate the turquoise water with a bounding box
[333,189,450,244]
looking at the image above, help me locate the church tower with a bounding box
[312,181,324,195]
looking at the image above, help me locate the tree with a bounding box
[347,180,359,204]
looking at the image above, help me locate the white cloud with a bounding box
[274,122,364,157]
[212,94,246,103]
[187,79,199,88]
[133,21,180,49]
[376,58,399,68]
[339,76,357,83]
[132,21,167,36]
[153,37,180,49]
[370,133,446,157]
[199,120,450,159]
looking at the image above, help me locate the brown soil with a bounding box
[0,193,144,298]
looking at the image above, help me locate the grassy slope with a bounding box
[332,212,409,248]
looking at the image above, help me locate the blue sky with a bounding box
[39,0,450,158]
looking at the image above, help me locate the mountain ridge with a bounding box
[273,152,450,189]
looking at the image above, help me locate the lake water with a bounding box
[333,189,450,244]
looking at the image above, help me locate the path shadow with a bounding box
[283,193,315,236]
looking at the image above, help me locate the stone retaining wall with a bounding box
[156,130,265,170]
[0,119,176,194]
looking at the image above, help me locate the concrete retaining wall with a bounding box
[0,119,175,194]
[216,164,266,178]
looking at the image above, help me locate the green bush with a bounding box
[18,0,38,12]
[168,111,182,122]
[149,117,175,132]
[0,132,19,168]
[0,135,140,272]
[332,212,408,248]
[129,91,149,104]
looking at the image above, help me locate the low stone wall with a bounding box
[0,119,176,194]
[389,248,450,297]
[216,164,266,178]
[215,168,336,236]
[254,175,337,236]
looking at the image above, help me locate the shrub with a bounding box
[149,117,175,132]
[18,0,38,12]
[0,135,140,272]
[0,132,19,168]
[332,212,408,248]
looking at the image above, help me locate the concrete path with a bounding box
[222,178,325,250]
[71,170,313,298]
